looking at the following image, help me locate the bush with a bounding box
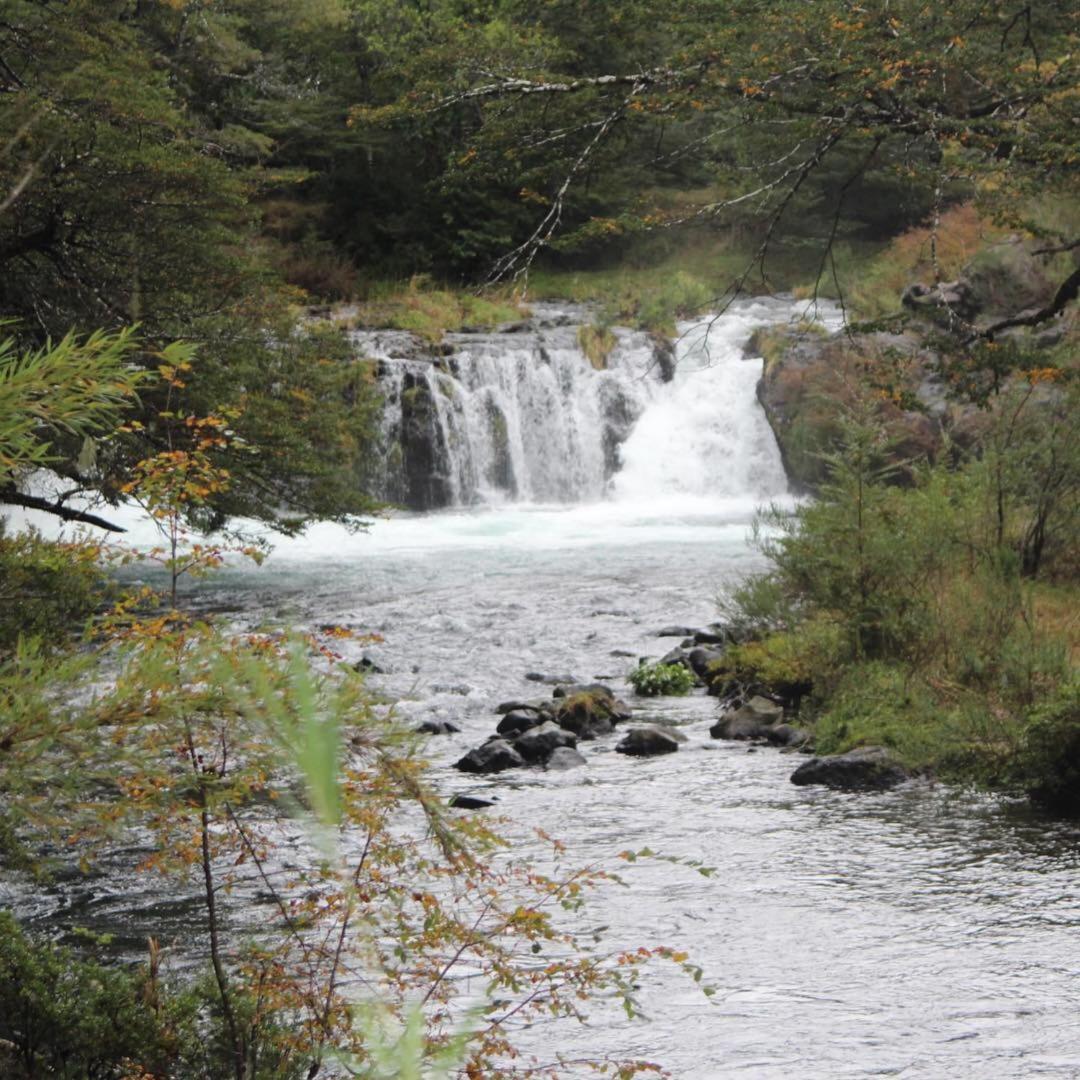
[628,661,695,697]
[1020,680,1080,815]
[0,912,192,1078]
[0,527,112,654]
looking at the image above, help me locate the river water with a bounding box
[7,301,1080,1077]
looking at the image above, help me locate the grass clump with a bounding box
[578,321,617,369]
[629,661,695,697]
[352,277,527,341]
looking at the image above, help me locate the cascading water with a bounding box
[354,305,661,509]
[357,297,830,513]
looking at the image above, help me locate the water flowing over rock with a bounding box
[353,298,808,510]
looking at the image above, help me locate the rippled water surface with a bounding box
[6,306,1079,1077]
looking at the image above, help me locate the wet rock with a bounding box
[454,739,525,775]
[710,696,784,741]
[693,626,730,646]
[353,655,385,674]
[687,646,725,678]
[513,721,578,765]
[743,695,784,721]
[495,699,550,715]
[616,726,680,757]
[546,746,587,771]
[765,723,810,748]
[659,646,692,670]
[554,694,615,739]
[655,625,698,638]
[525,671,579,686]
[790,746,910,791]
[552,682,614,700]
[710,713,771,741]
[496,711,547,737]
[610,649,637,658]
[415,720,461,735]
[449,794,496,810]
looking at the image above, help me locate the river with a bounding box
[6,300,1080,1077]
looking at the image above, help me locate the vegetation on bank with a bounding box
[709,383,1078,812]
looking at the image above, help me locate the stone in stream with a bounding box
[655,625,698,638]
[525,671,579,686]
[454,739,525,774]
[789,746,911,791]
[494,699,550,715]
[496,711,547,737]
[765,723,811,749]
[513,722,578,765]
[693,627,730,646]
[554,690,622,739]
[616,726,680,757]
[710,697,781,740]
[415,719,461,735]
[687,646,725,678]
[551,681,613,699]
[546,746,587,771]
[352,655,385,674]
[449,794,497,810]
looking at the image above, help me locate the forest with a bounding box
[0,1,1077,1077]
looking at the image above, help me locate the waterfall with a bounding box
[357,298,824,511]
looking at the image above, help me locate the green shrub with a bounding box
[0,527,113,654]
[0,911,191,1078]
[628,661,695,697]
[1019,680,1080,815]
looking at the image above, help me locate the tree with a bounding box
[351,0,1078,323]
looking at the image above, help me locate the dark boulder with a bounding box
[449,794,496,810]
[765,723,811,748]
[616,726,680,757]
[545,746,588,771]
[710,696,784,741]
[554,690,621,739]
[454,739,525,775]
[415,720,461,735]
[353,655,385,674]
[526,672,579,686]
[687,646,725,678]
[513,722,578,765]
[494,699,550,716]
[710,713,771,741]
[655,625,698,638]
[693,626,730,646]
[552,682,613,700]
[790,746,910,791]
[496,711,547,737]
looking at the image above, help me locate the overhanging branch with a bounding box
[1,486,126,532]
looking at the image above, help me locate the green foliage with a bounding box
[0,527,111,654]
[0,911,191,1079]
[629,661,695,697]
[1020,680,1080,816]
[353,280,526,341]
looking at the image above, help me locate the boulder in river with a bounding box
[545,746,588,771]
[789,746,911,791]
[526,671,579,686]
[655,625,698,638]
[496,710,547,737]
[710,697,784,741]
[415,720,461,735]
[513,721,578,765]
[454,739,525,774]
[688,646,725,678]
[449,794,496,809]
[552,681,613,700]
[765,723,811,748]
[616,726,680,757]
[554,689,621,739]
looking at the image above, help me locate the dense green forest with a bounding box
[0,1,1077,1076]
